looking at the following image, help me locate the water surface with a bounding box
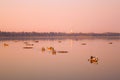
[0,39,120,80]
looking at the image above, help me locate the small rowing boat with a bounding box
[57,51,68,53]
[23,47,33,49]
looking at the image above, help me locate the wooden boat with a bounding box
[109,42,112,44]
[4,43,9,46]
[88,56,98,64]
[81,43,87,45]
[23,47,33,49]
[34,40,39,43]
[57,51,68,53]
[58,41,62,43]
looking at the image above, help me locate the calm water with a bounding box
[0,39,120,80]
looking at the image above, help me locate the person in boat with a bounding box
[89,56,98,64]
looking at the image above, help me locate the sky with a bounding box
[0,0,120,33]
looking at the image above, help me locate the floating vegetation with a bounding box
[23,47,33,49]
[88,56,99,64]
[4,43,9,46]
[57,51,68,53]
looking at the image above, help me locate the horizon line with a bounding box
[0,31,120,34]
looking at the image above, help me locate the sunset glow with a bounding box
[0,0,120,32]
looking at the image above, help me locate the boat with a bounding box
[57,51,68,53]
[88,56,98,64]
[23,47,33,49]
[81,43,86,45]
[47,47,54,51]
[109,42,112,44]
[58,41,62,43]
[34,40,39,43]
[4,43,9,46]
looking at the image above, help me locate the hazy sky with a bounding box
[0,0,120,33]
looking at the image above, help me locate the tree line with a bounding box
[0,31,120,37]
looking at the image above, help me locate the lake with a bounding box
[0,39,120,80]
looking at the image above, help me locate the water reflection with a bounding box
[0,39,120,80]
[14,40,19,42]
[70,40,73,47]
[88,56,99,64]
[57,51,68,53]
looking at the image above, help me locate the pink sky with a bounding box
[0,0,120,33]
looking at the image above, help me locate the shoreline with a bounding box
[0,36,120,40]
